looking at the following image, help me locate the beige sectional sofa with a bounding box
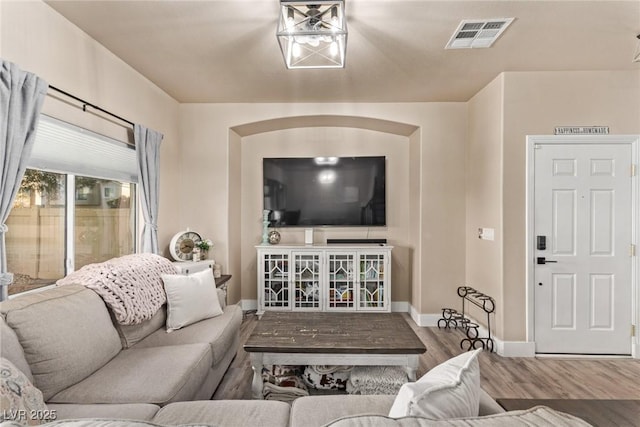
[1,279,590,426]
[1,284,241,407]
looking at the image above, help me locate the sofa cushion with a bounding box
[324,406,593,426]
[48,344,212,406]
[287,390,504,427]
[162,269,223,332]
[22,420,201,427]
[134,305,242,366]
[0,316,33,383]
[0,357,50,426]
[388,349,481,419]
[153,400,291,427]
[46,403,160,421]
[290,395,396,427]
[112,306,167,349]
[0,285,122,400]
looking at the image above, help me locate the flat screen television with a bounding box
[263,156,386,227]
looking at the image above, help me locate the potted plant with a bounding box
[195,238,213,259]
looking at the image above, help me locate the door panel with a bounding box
[534,142,632,354]
[590,190,614,255]
[552,190,576,255]
[590,274,614,329]
[551,273,575,329]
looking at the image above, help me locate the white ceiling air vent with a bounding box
[445,18,514,49]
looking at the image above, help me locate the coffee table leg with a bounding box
[250,353,264,399]
[406,355,419,381]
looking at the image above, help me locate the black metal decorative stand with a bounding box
[437,286,495,352]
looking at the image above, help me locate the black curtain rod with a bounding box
[48,85,135,127]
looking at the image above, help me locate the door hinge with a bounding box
[632,325,636,337]
[631,244,637,257]
[631,164,637,177]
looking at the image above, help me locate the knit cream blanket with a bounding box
[57,253,177,325]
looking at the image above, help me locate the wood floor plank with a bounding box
[214,312,640,401]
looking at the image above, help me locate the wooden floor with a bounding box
[213,312,640,401]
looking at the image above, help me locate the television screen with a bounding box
[263,156,386,227]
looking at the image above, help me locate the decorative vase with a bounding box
[262,210,270,244]
[268,230,281,245]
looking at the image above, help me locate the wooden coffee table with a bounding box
[244,311,426,399]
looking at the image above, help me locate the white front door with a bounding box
[533,140,633,354]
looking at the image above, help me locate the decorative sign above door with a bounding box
[554,126,609,135]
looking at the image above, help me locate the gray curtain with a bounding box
[0,60,49,301]
[134,124,163,254]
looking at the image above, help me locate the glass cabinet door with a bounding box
[263,253,290,309]
[292,252,321,310]
[358,253,386,310]
[327,253,356,310]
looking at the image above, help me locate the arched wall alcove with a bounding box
[227,115,421,311]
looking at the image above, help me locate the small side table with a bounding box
[215,275,232,306]
[215,274,231,291]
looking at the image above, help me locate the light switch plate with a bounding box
[479,227,495,241]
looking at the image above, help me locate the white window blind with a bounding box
[29,115,137,183]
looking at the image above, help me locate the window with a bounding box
[6,116,138,296]
[73,177,136,270]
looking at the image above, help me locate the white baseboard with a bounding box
[409,306,441,327]
[462,315,536,357]
[498,341,536,357]
[391,301,410,313]
[240,299,257,311]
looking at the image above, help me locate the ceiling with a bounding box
[45,0,640,103]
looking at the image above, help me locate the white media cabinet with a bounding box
[256,244,392,315]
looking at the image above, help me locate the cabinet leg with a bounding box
[250,353,264,399]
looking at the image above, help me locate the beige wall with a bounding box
[179,104,467,309]
[501,70,640,341]
[418,106,468,314]
[240,127,410,302]
[227,130,243,306]
[8,2,636,343]
[466,75,504,335]
[408,130,422,312]
[467,70,640,342]
[1,0,181,256]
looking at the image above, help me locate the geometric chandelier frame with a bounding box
[276,0,347,69]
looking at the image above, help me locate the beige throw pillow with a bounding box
[388,349,481,419]
[161,269,223,332]
[0,357,50,426]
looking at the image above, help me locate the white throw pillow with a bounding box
[162,269,223,332]
[388,349,481,419]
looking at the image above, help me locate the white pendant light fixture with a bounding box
[277,1,347,69]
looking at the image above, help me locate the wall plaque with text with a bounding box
[554,126,609,135]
